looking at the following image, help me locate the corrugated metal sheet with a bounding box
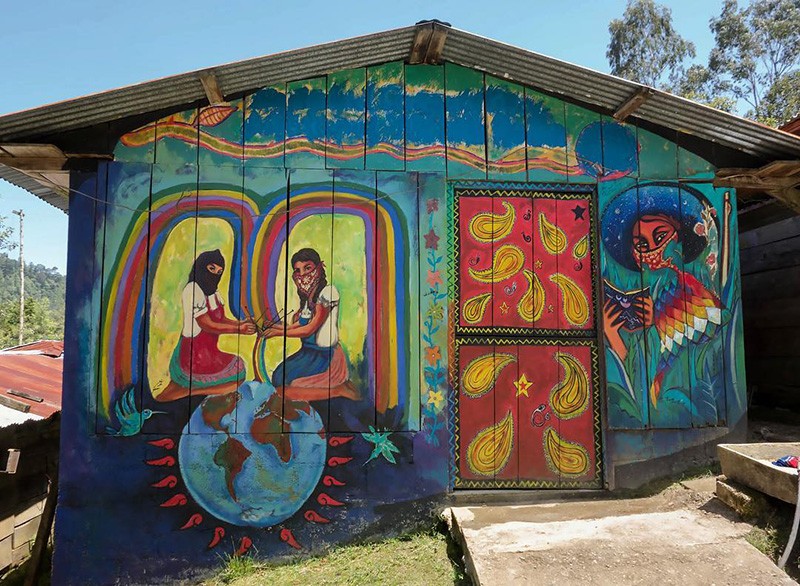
[441,28,800,160]
[0,165,68,213]
[0,26,418,141]
[0,342,63,419]
[1,22,799,207]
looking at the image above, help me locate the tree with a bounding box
[0,297,62,348]
[0,216,13,252]
[607,0,697,89]
[676,64,738,112]
[708,0,800,124]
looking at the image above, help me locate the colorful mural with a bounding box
[55,59,746,584]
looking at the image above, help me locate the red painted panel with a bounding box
[554,198,593,330]
[458,196,494,329]
[533,197,560,331]
[491,196,534,331]
[517,343,560,484]
[457,343,497,481]
[493,344,519,482]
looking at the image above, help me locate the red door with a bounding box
[454,186,601,488]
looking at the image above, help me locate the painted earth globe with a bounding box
[178,380,326,527]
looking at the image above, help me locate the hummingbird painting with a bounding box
[106,386,165,436]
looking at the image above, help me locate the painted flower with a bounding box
[425,346,441,365]
[706,252,717,267]
[694,222,706,236]
[427,389,444,410]
[427,198,439,213]
[424,229,440,250]
[426,270,443,288]
[426,302,444,321]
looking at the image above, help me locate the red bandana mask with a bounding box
[293,262,323,297]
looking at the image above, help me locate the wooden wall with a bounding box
[740,215,800,410]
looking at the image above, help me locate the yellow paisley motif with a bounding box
[517,269,545,323]
[468,201,515,243]
[466,411,514,477]
[468,244,524,283]
[462,353,516,398]
[539,213,567,255]
[549,353,590,419]
[543,427,589,477]
[550,273,589,327]
[573,235,589,260]
[462,292,492,325]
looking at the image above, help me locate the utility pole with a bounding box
[12,210,24,346]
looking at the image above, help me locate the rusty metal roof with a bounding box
[2,21,800,210]
[0,341,63,421]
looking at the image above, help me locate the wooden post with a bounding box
[23,470,58,586]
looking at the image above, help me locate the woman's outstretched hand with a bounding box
[238,321,258,335]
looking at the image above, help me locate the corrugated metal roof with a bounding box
[1,22,800,208]
[0,342,63,419]
[0,165,68,212]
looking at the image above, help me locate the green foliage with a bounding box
[0,217,13,252]
[0,253,65,347]
[0,297,63,348]
[607,0,696,89]
[709,0,800,124]
[608,0,800,125]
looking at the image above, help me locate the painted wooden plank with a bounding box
[239,166,289,433]
[114,123,156,164]
[533,195,560,331]
[637,184,693,429]
[186,164,246,433]
[405,65,445,172]
[601,117,639,180]
[244,84,287,168]
[678,135,715,179]
[281,168,334,429]
[198,98,244,167]
[683,184,732,428]
[418,173,448,450]
[326,69,366,170]
[456,342,496,484]
[637,127,678,179]
[565,103,601,184]
[141,162,198,434]
[155,106,199,168]
[377,171,420,431]
[366,62,405,171]
[286,78,327,169]
[329,169,375,432]
[457,193,494,331]
[517,342,560,485]
[493,343,518,483]
[525,88,568,183]
[490,193,533,331]
[98,162,155,435]
[554,195,594,331]
[598,178,647,429]
[555,342,599,488]
[66,169,103,436]
[445,63,486,180]
[485,76,526,181]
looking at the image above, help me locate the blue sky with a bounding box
[0,0,723,273]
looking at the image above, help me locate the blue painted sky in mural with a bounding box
[0,0,724,272]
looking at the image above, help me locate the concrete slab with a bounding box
[718,443,800,504]
[447,493,795,586]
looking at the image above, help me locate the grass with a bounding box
[207,524,471,586]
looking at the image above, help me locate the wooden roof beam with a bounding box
[715,163,800,213]
[613,87,654,122]
[198,71,226,105]
[409,20,450,65]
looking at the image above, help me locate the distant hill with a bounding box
[0,253,65,347]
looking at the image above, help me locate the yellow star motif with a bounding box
[499,301,509,314]
[514,374,533,397]
[535,259,543,269]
